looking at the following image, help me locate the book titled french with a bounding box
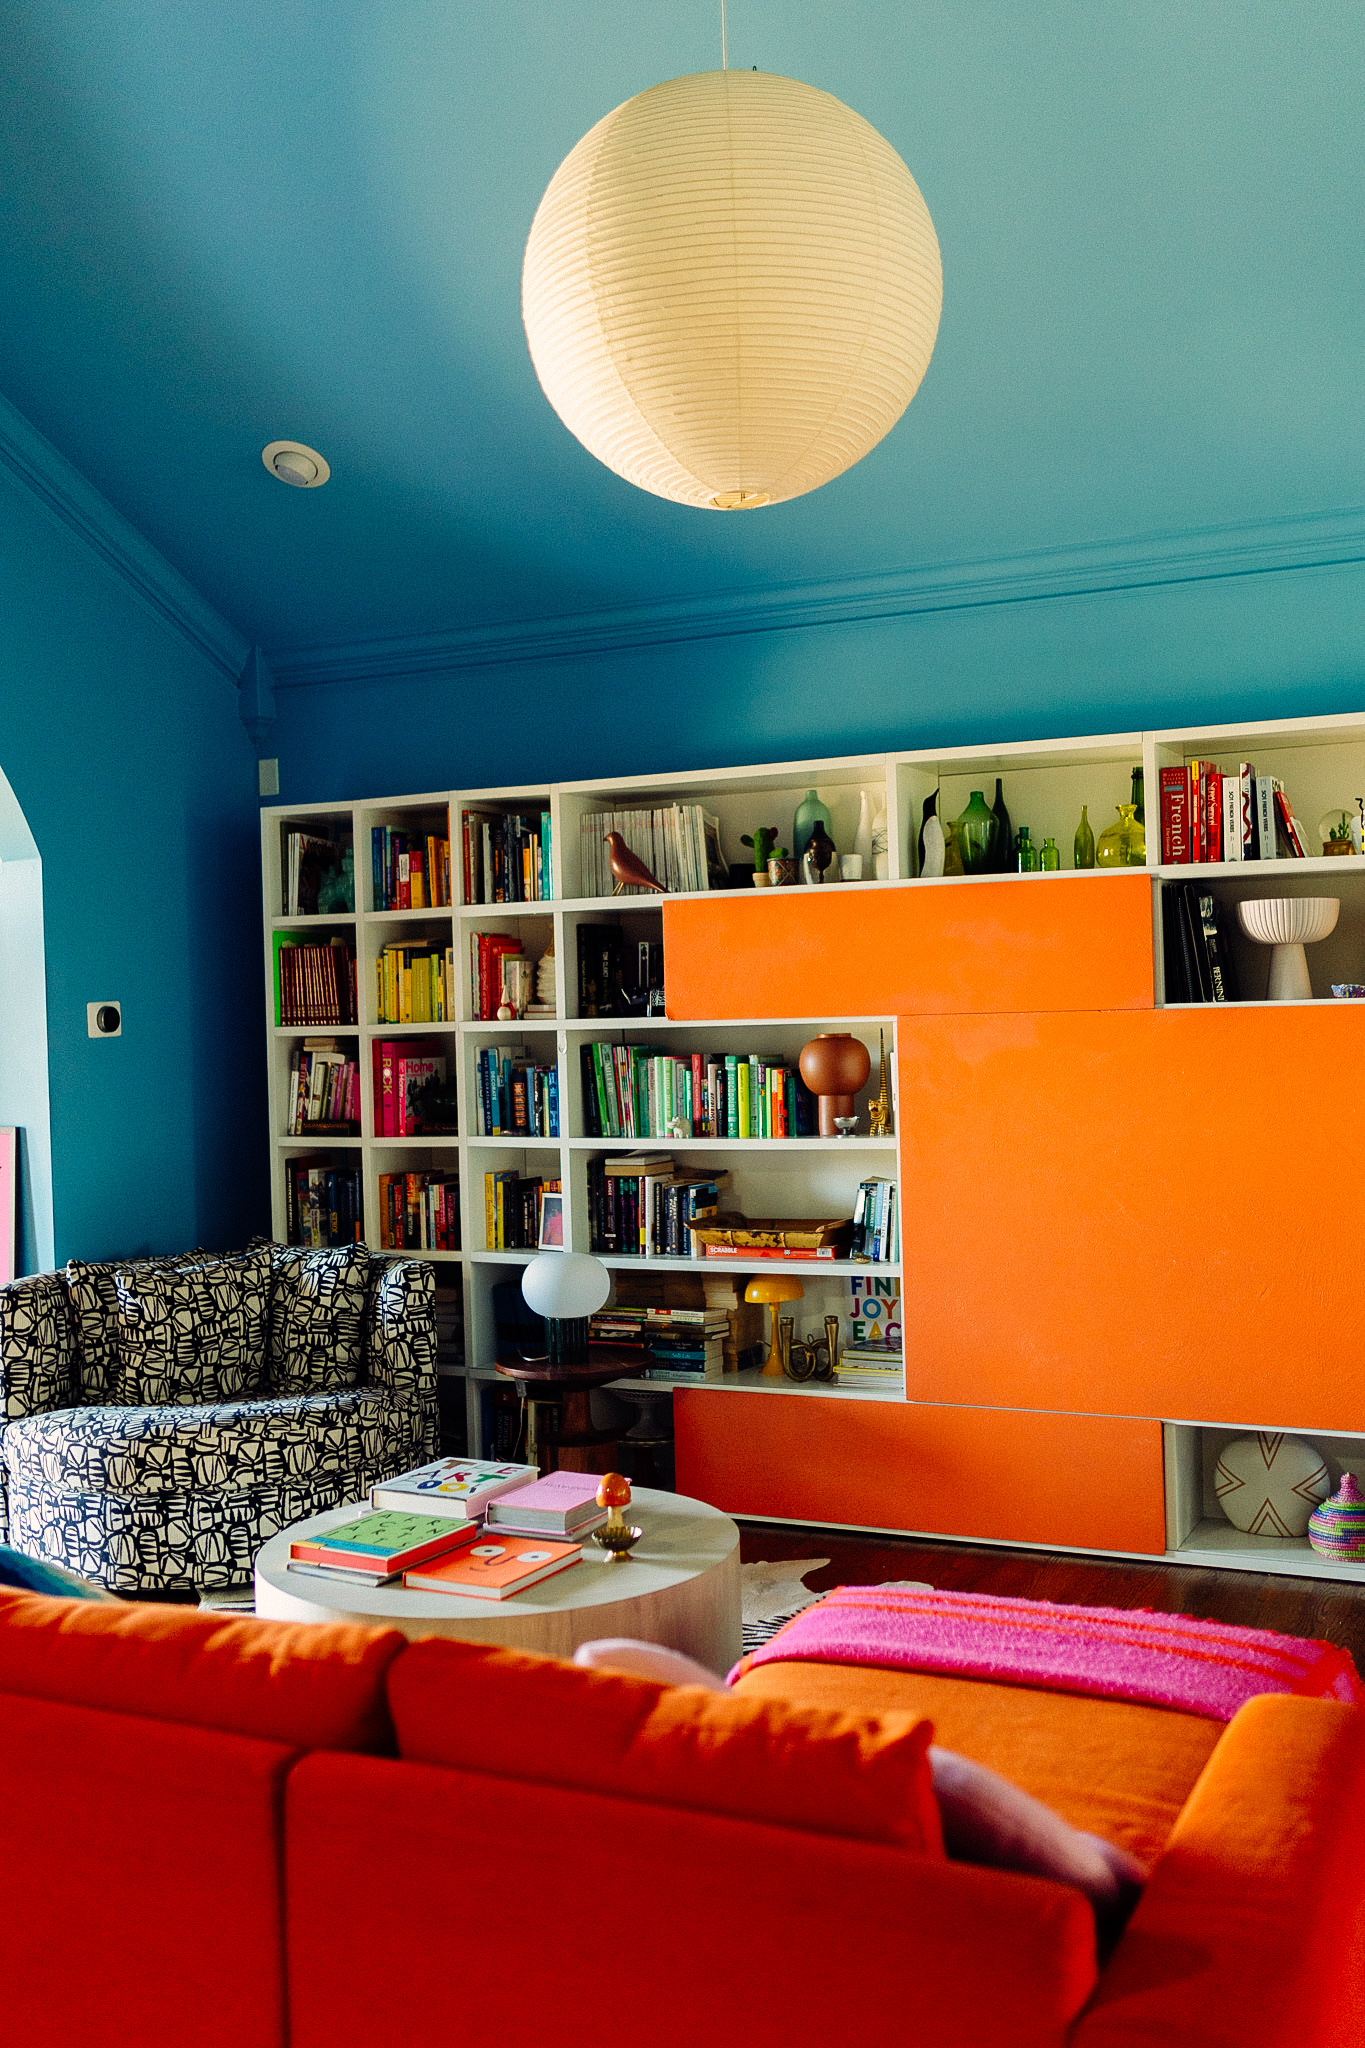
[371,1456,539,1521]
[483,1470,608,1538]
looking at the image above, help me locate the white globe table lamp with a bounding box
[521,1252,612,1366]
[522,68,942,509]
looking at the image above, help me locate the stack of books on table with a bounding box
[836,1344,904,1389]
[371,1455,539,1519]
[287,1511,484,1588]
[484,1470,610,1540]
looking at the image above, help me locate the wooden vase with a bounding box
[798,1032,872,1137]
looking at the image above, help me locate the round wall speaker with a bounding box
[1214,1433,1331,1538]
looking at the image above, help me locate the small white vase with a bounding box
[921,813,946,878]
[853,790,876,866]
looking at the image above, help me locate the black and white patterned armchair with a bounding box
[0,1242,438,1593]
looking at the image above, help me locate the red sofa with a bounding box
[2,1588,1362,2048]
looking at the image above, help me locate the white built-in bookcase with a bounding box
[261,710,1365,1578]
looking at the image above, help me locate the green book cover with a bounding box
[306,1511,466,1558]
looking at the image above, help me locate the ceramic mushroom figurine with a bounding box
[798,1032,872,1137]
[592,1472,643,1560]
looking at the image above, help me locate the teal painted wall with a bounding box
[270,554,1365,801]
[0,465,267,1266]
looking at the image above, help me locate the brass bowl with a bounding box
[592,1523,643,1561]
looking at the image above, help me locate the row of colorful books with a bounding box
[282,827,353,915]
[286,1043,360,1134]
[378,1170,460,1252]
[376,942,456,1025]
[851,1179,898,1263]
[286,1459,609,1601]
[372,1041,451,1136]
[578,804,724,898]
[586,1157,729,1257]
[462,809,554,904]
[588,1305,731,1380]
[275,936,358,1027]
[286,1162,362,1248]
[1159,763,1311,863]
[580,1043,818,1141]
[1162,883,1240,1003]
[484,1172,561,1250]
[475,1045,560,1137]
[371,826,451,909]
[469,931,525,1019]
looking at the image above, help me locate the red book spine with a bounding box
[1274,788,1307,857]
[691,1052,704,1137]
[1206,768,1222,862]
[1160,768,1189,863]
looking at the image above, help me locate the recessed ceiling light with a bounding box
[262,439,330,488]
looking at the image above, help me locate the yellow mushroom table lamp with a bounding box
[744,1275,805,1377]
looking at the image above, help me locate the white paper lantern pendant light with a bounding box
[522,57,942,509]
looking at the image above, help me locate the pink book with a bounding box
[484,1470,608,1535]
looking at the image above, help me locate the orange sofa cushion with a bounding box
[0,1687,293,2048]
[0,1587,404,1750]
[286,1751,1096,2048]
[1073,1694,1365,2045]
[735,1660,1222,1869]
[388,1634,944,1855]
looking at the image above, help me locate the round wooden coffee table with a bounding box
[253,1486,741,1669]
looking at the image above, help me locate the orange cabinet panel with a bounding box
[674,1392,1165,1553]
[663,874,1153,1019]
[900,1006,1365,1430]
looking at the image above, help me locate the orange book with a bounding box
[403,1535,582,1599]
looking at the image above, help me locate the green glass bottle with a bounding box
[954,790,998,874]
[1041,836,1060,871]
[1074,805,1095,869]
[1130,766,1145,826]
[1014,825,1039,873]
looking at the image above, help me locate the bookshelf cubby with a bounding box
[262,707,1365,1578]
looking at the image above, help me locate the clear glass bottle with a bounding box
[1041,836,1060,871]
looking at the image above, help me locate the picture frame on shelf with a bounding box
[537,1192,565,1250]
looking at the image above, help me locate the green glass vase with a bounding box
[1014,825,1039,873]
[954,790,998,874]
[1096,803,1147,868]
[792,789,834,864]
[1041,837,1060,871]
[1074,805,1095,869]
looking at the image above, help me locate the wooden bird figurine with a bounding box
[604,831,666,894]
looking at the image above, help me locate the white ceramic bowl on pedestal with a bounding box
[1236,896,1339,1000]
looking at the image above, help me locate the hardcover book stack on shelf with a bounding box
[1159,762,1311,863]
[1162,885,1240,1003]
[275,935,358,1027]
[469,932,527,1019]
[695,1215,856,1262]
[286,1043,360,1135]
[578,803,724,897]
[586,1156,729,1257]
[851,1179,898,1263]
[475,1046,560,1137]
[837,1343,904,1389]
[286,1161,362,1248]
[484,1171,561,1250]
[376,943,455,1024]
[371,826,451,909]
[588,1305,729,1381]
[372,1042,452,1136]
[462,809,554,904]
[378,1170,460,1252]
[580,1043,817,1140]
[607,1270,765,1374]
[281,828,353,915]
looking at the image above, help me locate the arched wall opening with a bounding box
[0,765,54,1275]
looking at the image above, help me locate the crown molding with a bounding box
[0,391,249,680]
[267,503,1365,690]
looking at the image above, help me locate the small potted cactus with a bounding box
[741,825,779,886]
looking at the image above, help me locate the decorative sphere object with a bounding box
[1308,1472,1365,1560]
[1214,1432,1331,1538]
[1236,897,1339,1001]
[522,69,942,510]
[799,1032,872,1138]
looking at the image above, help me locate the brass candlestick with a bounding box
[868,1029,892,1137]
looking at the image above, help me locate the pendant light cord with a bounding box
[721,0,727,68]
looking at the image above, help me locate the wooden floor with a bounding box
[738,1521,1365,1669]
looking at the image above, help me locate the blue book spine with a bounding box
[371,827,384,912]
[547,1066,560,1138]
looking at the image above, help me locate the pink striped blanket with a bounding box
[734,1585,1365,1721]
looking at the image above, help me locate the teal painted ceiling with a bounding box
[1,1,1361,657]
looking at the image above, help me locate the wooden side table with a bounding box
[496,1343,643,1474]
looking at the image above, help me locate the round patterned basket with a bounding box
[1308,1473,1365,1560]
